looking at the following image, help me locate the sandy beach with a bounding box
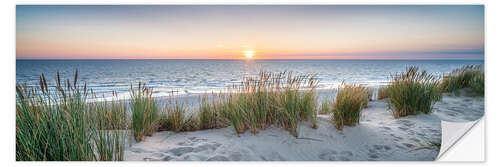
[123,99,444,161]
[433,93,484,122]
[119,86,487,161]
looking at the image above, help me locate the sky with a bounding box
[16,5,484,60]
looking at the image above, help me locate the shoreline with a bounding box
[100,87,483,123]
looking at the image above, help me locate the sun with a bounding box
[243,50,255,59]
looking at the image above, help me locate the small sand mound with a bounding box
[433,94,484,122]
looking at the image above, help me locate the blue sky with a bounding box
[17,5,484,59]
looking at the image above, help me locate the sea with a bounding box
[16,59,484,101]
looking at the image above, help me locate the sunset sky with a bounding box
[16,5,484,60]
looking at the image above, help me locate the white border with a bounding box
[2,0,496,167]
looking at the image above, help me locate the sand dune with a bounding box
[124,100,442,161]
[433,94,484,122]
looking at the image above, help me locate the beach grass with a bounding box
[88,93,128,161]
[386,67,442,118]
[16,71,125,161]
[182,114,201,131]
[130,83,160,142]
[198,94,230,130]
[362,87,373,108]
[159,101,187,132]
[441,65,484,96]
[469,70,484,96]
[89,92,129,130]
[152,72,319,136]
[299,89,318,128]
[91,127,127,161]
[377,86,389,100]
[318,99,334,115]
[215,71,319,137]
[331,83,369,130]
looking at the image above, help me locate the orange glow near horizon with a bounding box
[16,6,484,60]
[243,50,255,59]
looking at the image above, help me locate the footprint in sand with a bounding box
[183,155,198,160]
[369,154,379,159]
[407,129,416,135]
[447,113,457,117]
[373,144,391,151]
[395,145,406,150]
[176,140,194,146]
[390,134,404,142]
[367,144,391,160]
[167,147,195,156]
[402,143,414,148]
[162,156,173,161]
[338,151,353,161]
[188,137,208,142]
[193,143,222,152]
[165,142,222,158]
[152,152,164,158]
[398,127,409,131]
[396,120,415,127]
[319,150,338,161]
[409,138,421,143]
[178,137,209,146]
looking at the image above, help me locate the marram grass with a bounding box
[16,71,322,160]
[89,91,129,130]
[386,67,442,118]
[16,71,126,161]
[154,71,319,137]
[159,101,187,132]
[318,99,334,115]
[130,83,160,142]
[377,86,389,100]
[441,65,484,96]
[224,72,319,136]
[331,83,370,130]
[469,69,484,96]
[198,94,230,130]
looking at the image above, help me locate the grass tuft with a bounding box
[198,94,229,130]
[219,71,319,137]
[441,65,484,96]
[469,70,484,96]
[159,101,187,132]
[89,92,129,130]
[331,83,369,130]
[377,86,389,100]
[318,99,334,115]
[386,66,442,118]
[130,83,160,142]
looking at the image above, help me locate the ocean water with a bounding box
[16,59,483,100]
